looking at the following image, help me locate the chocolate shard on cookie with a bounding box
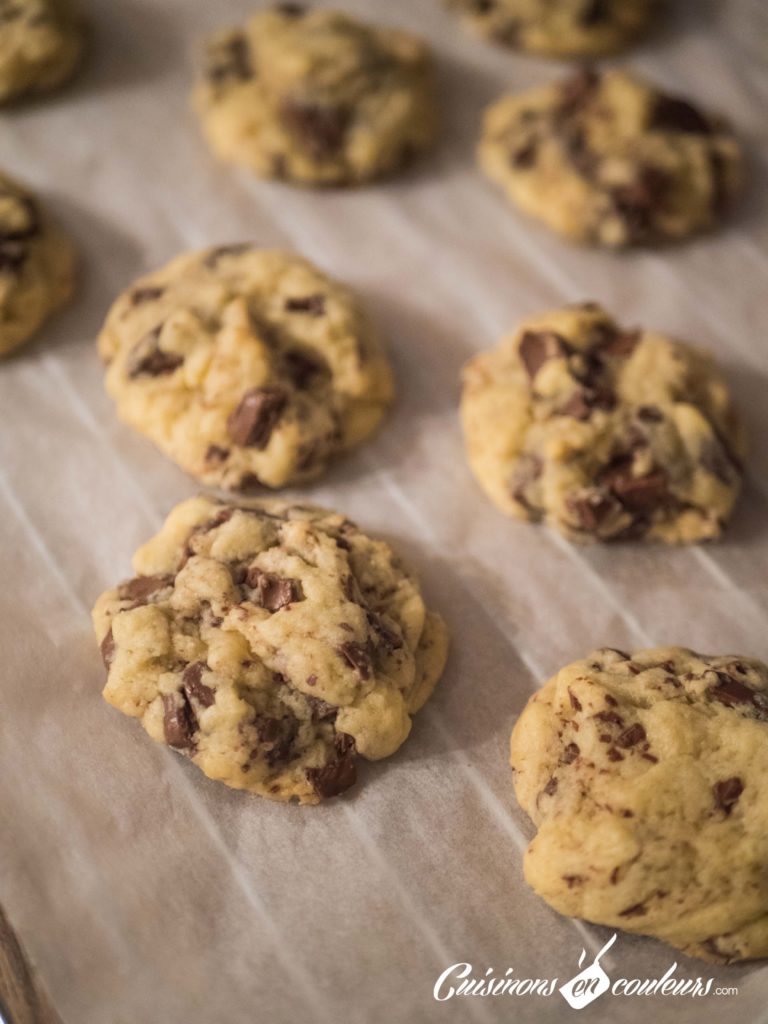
[478,68,743,247]
[511,647,768,963]
[193,6,437,186]
[97,246,394,491]
[460,302,745,545]
[92,496,448,805]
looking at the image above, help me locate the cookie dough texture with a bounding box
[193,5,437,186]
[479,69,743,247]
[511,646,768,963]
[92,496,448,804]
[446,0,656,57]
[98,246,394,491]
[460,303,744,544]
[0,172,75,356]
[0,0,83,103]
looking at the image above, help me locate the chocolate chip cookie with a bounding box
[0,172,75,356]
[479,68,743,247]
[92,496,448,804]
[460,303,744,544]
[511,646,768,962]
[0,0,84,103]
[446,0,656,57]
[193,4,437,186]
[98,245,394,491]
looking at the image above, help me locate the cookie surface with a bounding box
[0,172,75,356]
[0,0,83,103]
[479,69,742,247]
[98,246,394,491]
[511,646,768,963]
[446,0,656,56]
[460,303,744,544]
[92,496,448,805]
[193,5,437,186]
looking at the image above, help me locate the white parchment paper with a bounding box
[1,1,767,1021]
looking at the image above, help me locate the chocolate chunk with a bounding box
[561,742,580,764]
[162,693,196,750]
[636,405,663,423]
[617,723,646,749]
[559,68,600,115]
[227,387,287,449]
[367,611,403,652]
[716,774,745,815]
[651,95,712,135]
[594,710,624,726]
[611,168,671,240]
[0,238,29,274]
[511,140,538,168]
[566,491,618,533]
[205,444,229,464]
[598,327,640,357]
[276,2,306,14]
[203,244,252,268]
[118,573,174,604]
[568,688,582,712]
[561,126,598,178]
[207,33,253,83]
[607,747,624,762]
[254,714,298,767]
[543,777,558,796]
[602,461,669,513]
[182,662,215,708]
[580,0,610,25]
[563,874,585,887]
[246,566,301,611]
[284,294,325,316]
[280,102,351,159]
[306,733,357,799]
[708,673,768,719]
[519,330,569,381]
[130,286,164,305]
[306,695,338,721]
[126,328,183,378]
[237,473,264,493]
[283,348,323,389]
[619,902,648,918]
[100,628,115,669]
[337,641,372,680]
[557,386,616,420]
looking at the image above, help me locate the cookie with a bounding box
[92,496,448,805]
[478,68,743,247]
[0,0,84,104]
[511,646,768,963]
[98,245,394,491]
[193,4,437,186]
[460,302,744,544]
[0,172,75,356]
[446,0,656,57]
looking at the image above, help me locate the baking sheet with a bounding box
[1,1,767,1021]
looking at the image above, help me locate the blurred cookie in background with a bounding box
[0,0,84,103]
[479,68,743,247]
[445,0,658,58]
[193,4,437,186]
[0,172,75,356]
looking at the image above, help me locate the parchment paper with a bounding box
[1,2,767,1021]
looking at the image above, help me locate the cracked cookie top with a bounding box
[193,4,437,186]
[460,302,744,544]
[92,496,448,805]
[511,646,768,963]
[98,245,394,491]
